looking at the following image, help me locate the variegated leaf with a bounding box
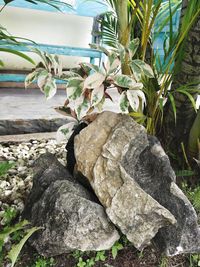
[80,62,101,73]
[56,121,78,143]
[84,72,105,89]
[129,82,143,90]
[131,59,154,78]
[60,71,81,80]
[75,96,91,120]
[89,43,110,56]
[66,78,83,100]
[106,52,120,74]
[53,54,62,76]
[37,70,49,89]
[119,91,129,113]
[128,38,140,58]
[96,96,105,112]
[129,62,142,81]
[91,84,104,106]
[127,90,146,111]
[25,70,39,88]
[127,90,140,111]
[41,75,57,100]
[136,90,146,107]
[114,75,136,89]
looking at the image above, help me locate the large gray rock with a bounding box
[74,111,200,255]
[74,112,176,251]
[22,152,75,219]
[23,153,119,257]
[122,136,200,255]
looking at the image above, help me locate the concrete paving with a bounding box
[0,88,69,135]
[0,132,56,143]
[0,88,67,120]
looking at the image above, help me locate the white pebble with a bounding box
[4,190,12,197]
[0,181,10,189]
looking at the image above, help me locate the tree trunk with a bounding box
[116,0,132,75]
[163,0,200,159]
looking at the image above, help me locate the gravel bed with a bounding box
[0,139,67,226]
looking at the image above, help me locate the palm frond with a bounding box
[101,12,118,48]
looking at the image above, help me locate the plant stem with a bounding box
[0,4,6,13]
[116,0,131,75]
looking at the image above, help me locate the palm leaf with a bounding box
[155,0,181,35]
[168,92,176,123]
[0,48,35,64]
[7,226,42,267]
[176,89,197,113]
[101,12,118,48]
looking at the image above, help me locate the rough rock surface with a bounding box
[22,153,74,219]
[74,112,176,251]
[23,153,119,257]
[122,136,200,255]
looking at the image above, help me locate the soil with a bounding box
[11,243,189,267]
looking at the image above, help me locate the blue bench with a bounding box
[0,42,102,83]
[0,0,107,83]
[0,0,181,83]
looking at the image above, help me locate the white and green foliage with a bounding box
[56,121,78,143]
[26,40,154,141]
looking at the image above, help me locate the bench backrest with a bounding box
[0,0,108,17]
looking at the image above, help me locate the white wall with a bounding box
[0,6,93,69]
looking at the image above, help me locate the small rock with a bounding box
[18,166,27,172]
[17,180,25,190]
[8,169,17,175]
[0,181,10,189]
[4,190,12,197]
